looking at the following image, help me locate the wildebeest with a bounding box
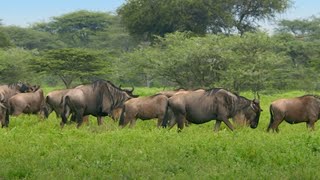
[61,79,138,128]
[8,86,45,118]
[158,88,187,97]
[166,88,262,132]
[44,89,71,118]
[0,82,33,127]
[119,94,170,128]
[108,86,136,121]
[268,95,320,132]
[161,89,206,128]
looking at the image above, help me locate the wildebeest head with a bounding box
[245,99,262,129]
[119,86,139,98]
[14,82,32,93]
[92,80,139,115]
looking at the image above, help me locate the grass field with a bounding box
[0,88,320,179]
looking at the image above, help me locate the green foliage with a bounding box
[29,48,110,88]
[1,26,65,50]
[1,89,320,179]
[32,10,137,50]
[118,0,291,40]
[0,30,11,48]
[274,17,320,90]
[120,32,289,92]
[0,48,38,83]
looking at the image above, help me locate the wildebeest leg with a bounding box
[216,112,234,131]
[76,112,84,128]
[268,119,283,133]
[306,119,316,130]
[214,120,222,132]
[2,110,9,128]
[96,116,103,125]
[157,118,162,128]
[129,118,137,128]
[175,114,185,132]
[82,115,89,125]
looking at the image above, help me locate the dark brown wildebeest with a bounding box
[161,89,206,128]
[0,82,33,127]
[8,86,45,118]
[61,79,138,128]
[108,86,136,121]
[268,95,320,132]
[166,88,262,132]
[119,94,171,128]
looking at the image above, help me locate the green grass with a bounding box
[0,88,319,179]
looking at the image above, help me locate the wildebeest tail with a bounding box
[119,105,126,126]
[161,103,172,128]
[268,104,274,131]
[61,95,71,124]
[43,96,51,118]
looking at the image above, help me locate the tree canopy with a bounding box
[118,0,291,40]
[29,48,109,88]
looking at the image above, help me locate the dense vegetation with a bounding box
[0,0,318,94]
[0,1,320,178]
[0,88,319,179]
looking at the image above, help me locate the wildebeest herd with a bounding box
[0,80,319,132]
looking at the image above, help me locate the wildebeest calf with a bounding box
[268,95,320,132]
[119,94,170,128]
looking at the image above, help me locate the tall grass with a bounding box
[0,88,319,179]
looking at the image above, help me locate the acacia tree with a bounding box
[33,10,119,47]
[29,48,108,88]
[0,48,36,83]
[118,0,291,40]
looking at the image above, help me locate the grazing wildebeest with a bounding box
[268,95,320,132]
[119,94,171,128]
[61,80,138,128]
[166,88,262,132]
[0,82,32,127]
[8,86,45,118]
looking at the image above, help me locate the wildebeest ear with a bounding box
[251,100,263,112]
[253,99,260,104]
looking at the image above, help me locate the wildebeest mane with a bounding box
[7,82,30,92]
[205,88,252,115]
[299,94,320,99]
[92,79,131,113]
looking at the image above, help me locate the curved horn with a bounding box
[130,86,134,93]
